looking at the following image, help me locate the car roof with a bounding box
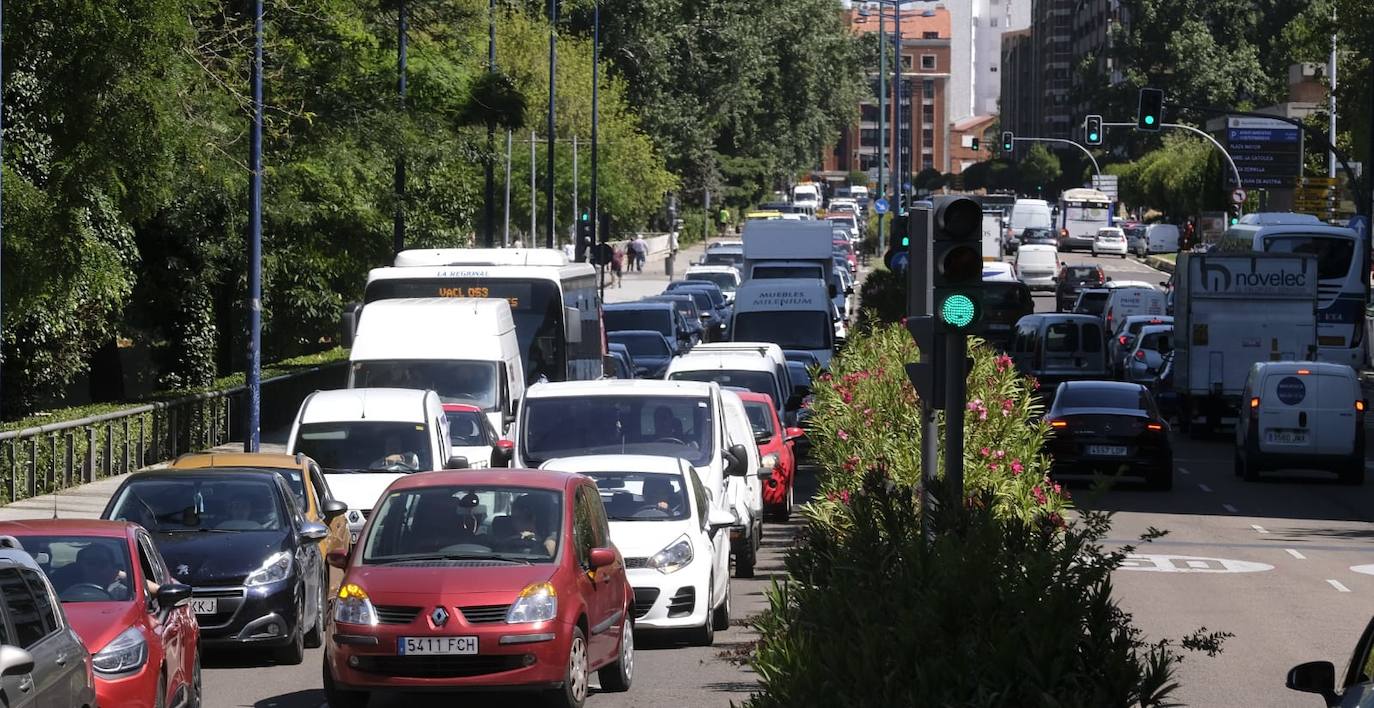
[1124,314,1173,323]
[386,469,580,492]
[670,355,773,372]
[604,302,673,312]
[608,329,669,339]
[171,452,305,470]
[525,379,715,399]
[685,265,738,274]
[538,455,692,475]
[0,519,137,539]
[1018,244,1057,252]
[1135,324,1173,336]
[300,388,433,424]
[1058,380,1147,395]
[1105,281,1157,289]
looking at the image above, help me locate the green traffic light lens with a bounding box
[901,236,910,247]
[1089,132,1099,141]
[1144,116,1155,125]
[940,294,977,329]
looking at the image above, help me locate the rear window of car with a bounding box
[1056,385,1151,412]
[985,283,1033,308]
[1064,267,1099,284]
[1045,322,1100,352]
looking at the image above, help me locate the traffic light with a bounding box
[1001,131,1014,152]
[1137,88,1163,131]
[930,196,983,333]
[1085,115,1103,146]
[971,137,980,152]
[884,213,910,272]
[575,210,594,261]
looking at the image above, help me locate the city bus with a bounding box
[349,249,604,384]
[1057,188,1113,251]
[1223,213,1366,368]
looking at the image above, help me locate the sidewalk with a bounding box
[0,441,287,521]
[604,240,709,303]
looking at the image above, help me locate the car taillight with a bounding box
[1357,400,1366,412]
[1146,423,1163,431]
[1060,228,1068,238]
[1250,397,1260,410]
[1118,335,1129,346]
[1134,350,1145,361]
[1049,420,1068,428]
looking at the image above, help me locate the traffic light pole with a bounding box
[1010,137,1100,181]
[943,332,966,495]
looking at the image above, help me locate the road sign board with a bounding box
[1231,188,1246,204]
[1224,116,1302,188]
[874,198,889,215]
[1297,176,1339,186]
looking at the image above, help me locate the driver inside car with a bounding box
[508,495,557,556]
[652,406,684,441]
[642,477,679,514]
[371,434,418,470]
[59,544,130,600]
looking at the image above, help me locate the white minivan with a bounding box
[1014,244,1059,291]
[348,298,524,437]
[1235,362,1365,483]
[1008,199,1053,240]
[1136,224,1180,256]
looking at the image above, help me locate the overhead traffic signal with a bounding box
[883,212,910,272]
[970,137,980,152]
[930,196,983,334]
[1137,88,1164,131]
[1001,131,1014,152]
[1085,115,1103,146]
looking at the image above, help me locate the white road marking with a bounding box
[1118,554,1273,573]
[1198,483,1213,492]
[1251,524,1268,534]
[1286,549,1306,560]
[1327,579,1352,593]
[1223,504,1238,513]
[1348,564,1374,576]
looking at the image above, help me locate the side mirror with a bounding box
[340,303,361,348]
[326,549,351,570]
[155,582,193,609]
[0,646,34,677]
[707,507,737,531]
[588,547,618,569]
[1285,661,1337,702]
[754,430,771,444]
[724,445,748,477]
[491,440,514,467]
[446,455,470,470]
[564,306,584,344]
[299,522,330,543]
[785,426,805,442]
[321,499,348,520]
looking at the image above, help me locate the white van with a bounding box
[1008,199,1053,241]
[719,388,766,578]
[680,342,796,422]
[1136,224,1180,256]
[792,183,821,209]
[1102,287,1167,334]
[730,279,834,368]
[1014,244,1058,291]
[348,298,523,436]
[1235,362,1365,483]
[287,388,460,543]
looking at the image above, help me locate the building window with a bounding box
[922,130,934,149]
[920,54,936,70]
[923,79,935,98]
[990,65,999,72]
[922,31,939,39]
[922,104,935,122]
[990,17,999,27]
[922,156,934,170]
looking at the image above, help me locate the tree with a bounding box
[1018,144,1062,197]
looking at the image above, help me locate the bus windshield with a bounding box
[364,278,563,384]
[1065,202,1110,222]
[1261,234,1355,280]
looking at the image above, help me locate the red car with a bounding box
[833,239,858,273]
[738,392,804,521]
[0,519,199,708]
[323,469,633,708]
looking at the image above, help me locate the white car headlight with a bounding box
[506,582,558,624]
[647,535,694,574]
[245,551,292,587]
[92,626,147,675]
[334,584,378,625]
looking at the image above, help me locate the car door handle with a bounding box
[1299,412,1307,427]
[55,653,67,666]
[17,675,31,692]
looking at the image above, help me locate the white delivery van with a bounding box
[1235,361,1365,483]
[348,298,523,436]
[792,183,821,210]
[1014,244,1058,291]
[730,279,835,369]
[1138,224,1180,255]
[1008,199,1052,241]
[1101,287,1167,334]
[288,388,460,543]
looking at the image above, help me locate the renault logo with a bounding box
[431,607,449,627]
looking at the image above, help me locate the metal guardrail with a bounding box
[0,362,347,505]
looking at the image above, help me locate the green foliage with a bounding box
[1110,134,1223,219]
[1019,144,1063,197]
[854,270,907,333]
[846,170,868,186]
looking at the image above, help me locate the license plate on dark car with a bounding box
[1086,445,1127,457]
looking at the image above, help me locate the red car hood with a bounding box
[63,601,138,654]
[346,564,557,602]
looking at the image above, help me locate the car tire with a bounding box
[303,575,325,649]
[711,579,731,632]
[1233,451,1245,478]
[275,609,306,665]
[781,482,794,522]
[1242,451,1261,482]
[156,670,166,708]
[1121,254,1127,259]
[188,647,202,708]
[597,615,634,693]
[549,626,591,708]
[322,656,369,708]
[1338,460,1365,485]
[690,581,716,646]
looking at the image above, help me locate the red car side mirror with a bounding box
[784,427,805,442]
[589,547,618,569]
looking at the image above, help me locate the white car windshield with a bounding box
[295,422,433,472]
[587,472,690,521]
[522,395,714,467]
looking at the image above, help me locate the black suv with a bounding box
[1054,264,1105,312]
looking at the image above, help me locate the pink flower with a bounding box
[837,429,850,441]
[988,462,1000,471]
[1011,459,1024,475]
[980,447,991,457]
[1002,398,1015,412]
[1031,485,1048,506]
[979,409,988,421]
[995,354,1013,371]
[839,490,851,504]
[994,450,1005,459]
[966,398,984,411]
[1052,482,1062,495]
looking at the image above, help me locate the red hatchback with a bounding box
[323,469,634,708]
[738,392,803,521]
[0,519,199,708]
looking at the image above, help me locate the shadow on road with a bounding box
[252,689,325,708]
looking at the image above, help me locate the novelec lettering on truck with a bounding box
[741,220,842,299]
[730,278,834,368]
[1172,251,1319,434]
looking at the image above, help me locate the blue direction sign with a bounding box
[1223,117,1302,188]
[873,198,889,215]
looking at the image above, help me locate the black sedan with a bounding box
[1055,264,1106,312]
[102,468,329,664]
[1042,381,1173,490]
[608,329,676,378]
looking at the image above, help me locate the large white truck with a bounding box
[1173,252,1319,435]
[740,220,841,298]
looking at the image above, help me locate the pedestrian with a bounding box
[665,229,679,278]
[610,245,625,287]
[562,241,575,261]
[717,207,730,236]
[631,234,648,272]
[512,237,524,249]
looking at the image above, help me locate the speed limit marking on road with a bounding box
[1232,188,1247,204]
[1118,554,1273,573]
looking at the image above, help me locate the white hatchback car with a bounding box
[1092,227,1129,258]
[1235,362,1366,483]
[540,455,736,645]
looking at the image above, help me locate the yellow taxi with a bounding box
[169,452,352,593]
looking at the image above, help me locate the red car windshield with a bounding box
[363,486,564,564]
[742,402,777,439]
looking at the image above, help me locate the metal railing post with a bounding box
[64,432,74,488]
[85,427,96,483]
[26,438,36,499]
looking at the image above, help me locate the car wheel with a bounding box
[691,581,716,646]
[1233,452,1245,478]
[1121,253,1127,259]
[711,578,731,632]
[188,647,202,708]
[275,606,306,665]
[304,575,325,649]
[549,626,590,708]
[597,615,633,692]
[781,482,794,522]
[322,655,369,708]
[156,670,166,708]
[734,541,755,579]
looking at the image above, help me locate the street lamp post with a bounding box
[876,7,886,253]
[484,0,497,247]
[245,0,265,452]
[590,0,599,264]
[545,0,557,248]
[892,8,902,210]
[393,0,408,255]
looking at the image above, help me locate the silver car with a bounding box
[0,536,96,708]
[1123,325,1174,384]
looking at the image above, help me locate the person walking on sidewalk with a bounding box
[610,245,625,287]
[630,234,648,272]
[665,230,679,278]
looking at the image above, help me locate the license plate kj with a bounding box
[399,636,478,656]
[1087,445,1128,457]
[191,599,217,615]
[1266,430,1308,444]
